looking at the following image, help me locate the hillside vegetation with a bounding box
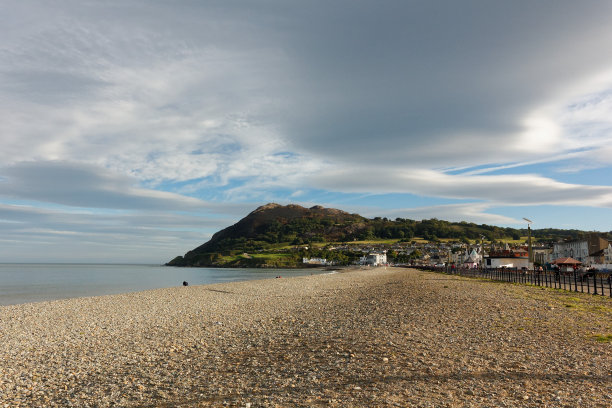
[166,203,609,268]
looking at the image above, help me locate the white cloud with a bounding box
[2,2,612,182]
[1,1,610,184]
[378,203,522,226]
[0,192,247,264]
[0,160,269,262]
[2,1,612,261]
[311,167,612,208]
[0,3,296,185]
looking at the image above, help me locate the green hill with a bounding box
[166,203,365,267]
[166,203,610,267]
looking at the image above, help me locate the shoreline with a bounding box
[0,264,334,307]
[1,267,610,407]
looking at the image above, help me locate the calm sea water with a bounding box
[0,264,326,306]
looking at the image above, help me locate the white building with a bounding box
[359,252,387,266]
[462,248,481,268]
[552,235,609,264]
[484,247,529,269]
[605,243,612,264]
[553,241,589,263]
[533,247,553,265]
[302,257,331,266]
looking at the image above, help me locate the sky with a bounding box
[2,1,612,263]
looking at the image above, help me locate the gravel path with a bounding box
[0,267,610,407]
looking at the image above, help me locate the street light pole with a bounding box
[480,234,486,270]
[523,218,533,270]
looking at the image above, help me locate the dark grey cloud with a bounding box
[0,161,209,210]
[0,160,263,262]
[4,1,612,172]
[0,161,261,218]
[2,70,108,104]
[272,1,612,165]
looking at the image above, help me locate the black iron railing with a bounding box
[416,265,612,297]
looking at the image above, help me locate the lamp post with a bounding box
[480,234,487,270]
[523,218,533,270]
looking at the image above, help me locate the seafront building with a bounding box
[302,257,332,266]
[533,247,553,265]
[359,251,387,266]
[302,233,611,270]
[483,244,529,269]
[605,243,612,264]
[461,248,481,268]
[552,234,609,264]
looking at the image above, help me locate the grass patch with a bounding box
[514,285,612,316]
[213,252,301,268]
[248,253,292,260]
[593,334,612,343]
[342,239,401,245]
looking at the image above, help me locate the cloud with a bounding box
[2,1,610,182]
[2,1,612,187]
[276,2,612,167]
[0,161,208,211]
[0,160,266,262]
[0,202,225,263]
[0,1,297,184]
[377,203,522,226]
[0,192,249,264]
[2,1,612,261]
[310,167,612,207]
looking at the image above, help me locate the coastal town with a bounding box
[303,232,612,273]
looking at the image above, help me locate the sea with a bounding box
[0,264,328,306]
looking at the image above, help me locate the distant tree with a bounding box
[408,250,422,259]
[360,227,375,240]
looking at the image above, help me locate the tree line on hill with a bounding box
[207,216,607,251]
[167,203,611,267]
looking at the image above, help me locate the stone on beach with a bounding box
[0,267,610,407]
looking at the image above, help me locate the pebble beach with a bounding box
[1,267,610,407]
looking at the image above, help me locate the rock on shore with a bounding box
[0,267,610,407]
